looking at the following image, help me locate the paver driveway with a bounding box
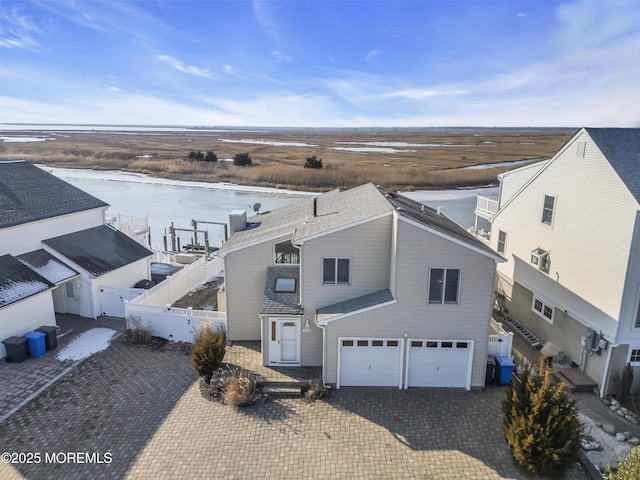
[0,339,574,479]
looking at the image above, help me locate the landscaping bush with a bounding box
[304,379,327,402]
[502,355,582,476]
[222,368,257,407]
[190,324,226,377]
[605,447,640,479]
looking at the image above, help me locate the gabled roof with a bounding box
[316,289,395,324]
[43,225,152,277]
[0,161,108,230]
[585,128,640,203]
[17,249,79,285]
[219,183,393,254]
[219,183,500,261]
[260,265,303,315]
[378,186,504,260]
[0,254,54,309]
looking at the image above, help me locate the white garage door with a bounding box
[338,338,403,388]
[405,339,473,390]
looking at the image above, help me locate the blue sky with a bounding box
[1,0,638,127]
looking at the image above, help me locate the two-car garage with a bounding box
[337,337,474,390]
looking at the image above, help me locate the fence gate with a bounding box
[100,286,145,318]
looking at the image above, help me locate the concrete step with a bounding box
[553,368,597,393]
[260,381,304,398]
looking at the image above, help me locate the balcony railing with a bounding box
[475,195,499,218]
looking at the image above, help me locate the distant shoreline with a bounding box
[0,127,573,191]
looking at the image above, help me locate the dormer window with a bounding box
[274,240,299,264]
[275,278,296,292]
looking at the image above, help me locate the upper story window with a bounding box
[275,278,296,292]
[532,296,554,323]
[497,230,507,254]
[274,240,299,264]
[323,258,350,284]
[635,298,640,329]
[428,268,460,304]
[541,195,555,225]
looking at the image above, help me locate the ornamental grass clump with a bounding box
[190,324,226,378]
[222,368,257,407]
[502,355,582,476]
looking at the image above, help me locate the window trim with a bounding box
[541,195,556,226]
[629,347,640,366]
[428,267,461,305]
[322,257,351,285]
[497,230,507,254]
[532,295,554,324]
[273,239,299,265]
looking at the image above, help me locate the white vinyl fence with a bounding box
[126,304,226,343]
[100,286,147,318]
[488,318,514,358]
[125,255,226,343]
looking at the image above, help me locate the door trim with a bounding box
[268,318,301,366]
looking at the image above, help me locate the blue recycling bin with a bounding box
[23,331,46,358]
[495,356,515,385]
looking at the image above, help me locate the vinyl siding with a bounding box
[618,213,640,343]
[301,216,392,312]
[323,219,496,386]
[223,235,292,341]
[493,130,639,322]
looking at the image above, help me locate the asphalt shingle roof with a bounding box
[585,128,640,203]
[0,161,108,230]
[17,249,79,285]
[316,289,394,323]
[43,225,153,277]
[0,254,54,309]
[261,265,303,315]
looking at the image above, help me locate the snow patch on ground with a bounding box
[56,328,117,361]
[0,136,55,142]
[579,412,632,471]
[327,146,417,153]
[402,186,499,202]
[220,138,318,147]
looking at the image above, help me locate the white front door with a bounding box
[269,319,300,365]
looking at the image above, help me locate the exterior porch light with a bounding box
[303,319,311,333]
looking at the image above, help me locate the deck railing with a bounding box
[475,195,499,217]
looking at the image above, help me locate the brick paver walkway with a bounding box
[0,335,579,480]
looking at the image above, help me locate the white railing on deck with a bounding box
[475,195,499,217]
[488,318,513,358]
[126,304,226,343]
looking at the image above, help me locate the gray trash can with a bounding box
[36,325,58,350]
[486,355,496,385]
[3,336,29,363]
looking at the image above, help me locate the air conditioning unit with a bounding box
[531,248,550,273]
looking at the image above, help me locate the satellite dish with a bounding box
[252,203,262,214]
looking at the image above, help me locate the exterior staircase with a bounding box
[552,367,598,393]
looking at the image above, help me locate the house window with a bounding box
[274,240,299,264]
[323,258,350,284]
[532,296,554,323]
[428,268,460,304]
[275,278,296,292]
[635,296,640,328]
[497,230,507,254]
[630,348,640,365]
[542,195,555,225]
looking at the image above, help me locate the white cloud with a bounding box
[383,88,470,99]
[516,13,526,17]
[270,50,293,62]
[156,55,215,79]
[253,0,282,42]
[365,49,379,65]
[108,86,121,92]
[0,5,42,50]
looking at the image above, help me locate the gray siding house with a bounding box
[218,183,503,389]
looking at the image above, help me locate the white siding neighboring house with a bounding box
[218,183,503,390]
[0,161,153,358]
[474,128,640,395]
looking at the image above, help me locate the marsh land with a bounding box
[0,127,574,191]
